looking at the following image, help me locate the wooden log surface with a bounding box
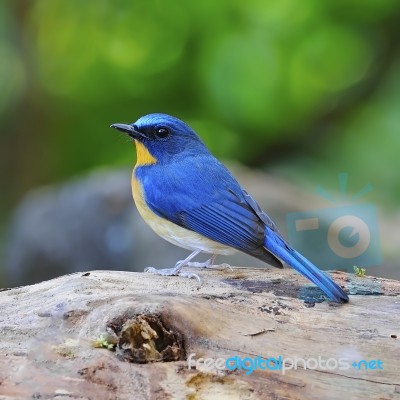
[0,267,399,400]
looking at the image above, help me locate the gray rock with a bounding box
[5,169,190,286]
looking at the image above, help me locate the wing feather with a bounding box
[136,158,283,268]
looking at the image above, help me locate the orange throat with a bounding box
[134,140,157,167]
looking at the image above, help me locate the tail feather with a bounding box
[264,227,349,303]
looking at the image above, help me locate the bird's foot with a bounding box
[186,260,233,271]
[173,254,231,270]
[144,266,201,282]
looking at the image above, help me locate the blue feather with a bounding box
[264,226,349,303]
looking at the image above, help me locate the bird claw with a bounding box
[144,266,176,275]
[175,254,231,271]
[185,260,212,268]
[144,267,201,283]
[177,271,201,282]
[216,263,233,272]
[186,261,233,271]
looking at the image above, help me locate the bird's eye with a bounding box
[155,127,170,139]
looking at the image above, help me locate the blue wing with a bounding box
[136,156,283,268]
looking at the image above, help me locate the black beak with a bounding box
[110,123,144,139]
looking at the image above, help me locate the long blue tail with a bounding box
[264,227,349,303]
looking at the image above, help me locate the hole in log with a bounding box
[107,313,185,363]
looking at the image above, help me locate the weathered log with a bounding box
[0,267,399,400]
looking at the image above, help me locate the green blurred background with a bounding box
[1,0,400,285]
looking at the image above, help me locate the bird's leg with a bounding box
[144,250,202,281]
[176,254,233,271]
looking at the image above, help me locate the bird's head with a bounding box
[111,113,207,164]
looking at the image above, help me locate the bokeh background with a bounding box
[1,0,399,287]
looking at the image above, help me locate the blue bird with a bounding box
[111,114,349,303]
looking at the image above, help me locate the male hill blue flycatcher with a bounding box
[111,113,348,303]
